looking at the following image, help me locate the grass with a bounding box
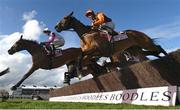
[0,99,180,109]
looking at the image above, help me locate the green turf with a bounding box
[0,99,179,109]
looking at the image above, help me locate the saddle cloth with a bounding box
[100,31,128,42]
[112,32,128,42]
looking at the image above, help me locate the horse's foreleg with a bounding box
[64,63,76,85]
[0,67,9,76]
[11,66,37,90]
[76,53,84,79]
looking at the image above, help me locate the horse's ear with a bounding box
[68,11,74,17]
[20,35,23,40]
[65,11,74,19]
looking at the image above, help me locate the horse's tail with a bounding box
[152,37,161,45]
[124,30,158,45]
[0,67,10,76]
[125,30,164,47]
[152,37,168,56]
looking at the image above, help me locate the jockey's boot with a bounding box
[51,45,56,56]
[47,50,54,56]
[44,47,51,56]
[46,46,54,56]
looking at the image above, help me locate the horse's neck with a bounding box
[72,18,91,38]
[23,41,42,55]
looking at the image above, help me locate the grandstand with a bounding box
[11,86,58,100]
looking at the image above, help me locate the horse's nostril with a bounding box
[8,50,12,54]
[8,49,14,55]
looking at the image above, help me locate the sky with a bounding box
[0,0,180,92]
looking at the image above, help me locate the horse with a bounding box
[55,12,167,73]
[0,68,10,76]
[8,35,105,90]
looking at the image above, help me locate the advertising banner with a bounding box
[49,86,177,106]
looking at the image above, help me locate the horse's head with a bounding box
[55,12,74,32]
[8,35,25,55]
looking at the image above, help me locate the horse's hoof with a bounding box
[11,86,17,90]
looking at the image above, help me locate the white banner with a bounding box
[49,86,177,106]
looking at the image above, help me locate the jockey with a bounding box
[85,9,118,36]
[42,28,65,55]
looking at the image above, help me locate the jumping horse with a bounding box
[55,12,167,74]
[8,35,105,90]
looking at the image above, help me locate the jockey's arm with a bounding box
[93,13,105,27]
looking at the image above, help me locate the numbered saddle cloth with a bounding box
[112,32,128,42]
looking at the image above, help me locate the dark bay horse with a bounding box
[55,12,167,57]
[55,12,167,71]
[8,35,104,90]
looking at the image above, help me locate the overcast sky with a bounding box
[0,0,180,92]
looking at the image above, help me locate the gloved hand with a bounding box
[91,22,99,29]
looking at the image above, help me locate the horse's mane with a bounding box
[71,16,92,30]
[71,16,86,26]
[22,39,39,45]
[71,16,100,35]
